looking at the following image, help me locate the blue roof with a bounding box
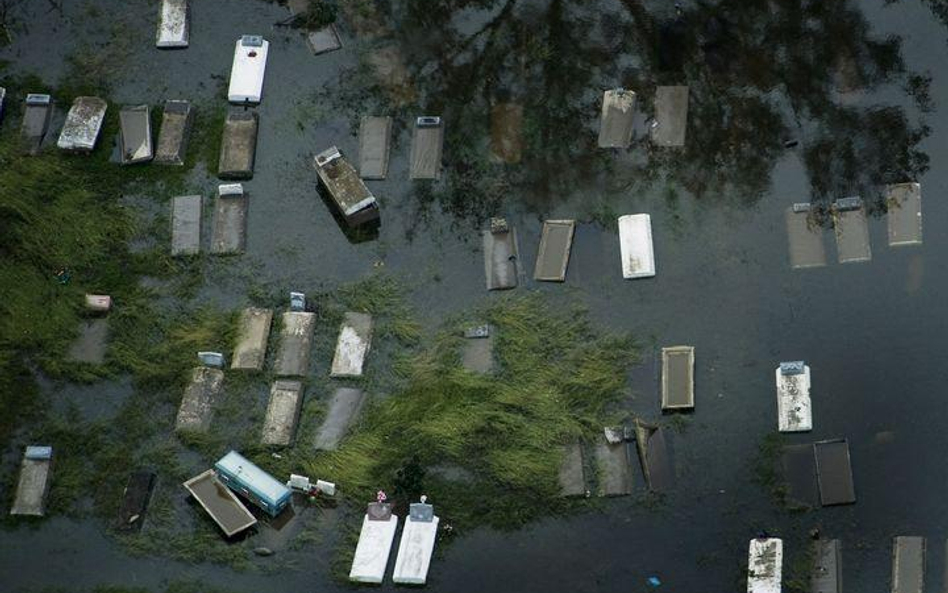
[215,450,290,504]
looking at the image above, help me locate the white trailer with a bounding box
[618,214,656,278]
[228,36,269,104]
[776,361,812,432]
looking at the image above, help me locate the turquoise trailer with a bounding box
[214,450,291,517]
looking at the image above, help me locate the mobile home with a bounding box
[57,96,107,152]
[228,35,269,104]
[619,214,656,278]
[314,146,380,227]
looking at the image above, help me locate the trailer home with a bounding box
[228,36,269,104]
[214,450,291,517]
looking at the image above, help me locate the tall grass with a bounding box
[304,293,636,529]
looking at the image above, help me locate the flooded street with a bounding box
[2,0,948,590]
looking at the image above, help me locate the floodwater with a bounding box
[3,0,948,590]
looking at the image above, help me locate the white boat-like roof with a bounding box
[747,538,783,593]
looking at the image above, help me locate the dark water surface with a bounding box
[3,0,948,591]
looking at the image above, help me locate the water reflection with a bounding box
[325,0,929,224]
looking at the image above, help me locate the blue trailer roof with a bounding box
[214,450,290,506]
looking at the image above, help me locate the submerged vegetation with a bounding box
[305,293,636,529]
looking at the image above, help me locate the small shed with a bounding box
[231,307,273,370]
[314,146,379,227]
[274,311,316,376]
[211,183,248,254]
[214,450,291,517]
[886,182,922,247]
[10,445,53,516]
[618,214,656,279]
[170,195,202,256]
[119,105,153,164]
[154,100,193,165]
[833,197,871,263]
[409,116,444,179]
[392,497,440,585]
[260,380,304,447]
[228,35,269,104]
[313,387,367,451]
[785,204,827,269]
[747,538,783,593]
[182,469,257,537]
[350,501,399,583]
[598,89,636,149]
[358,116,392,179]
[650,85,689,147]
[175,366,224,433]
[218,111,258,179]
[330,312,373,377]
[21,93,53,155]
[156,0,189,48]
[534,220,575,282]
[661,345,694,410]
[57,96,107,152]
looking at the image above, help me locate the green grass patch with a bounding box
[303,292,636,531]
